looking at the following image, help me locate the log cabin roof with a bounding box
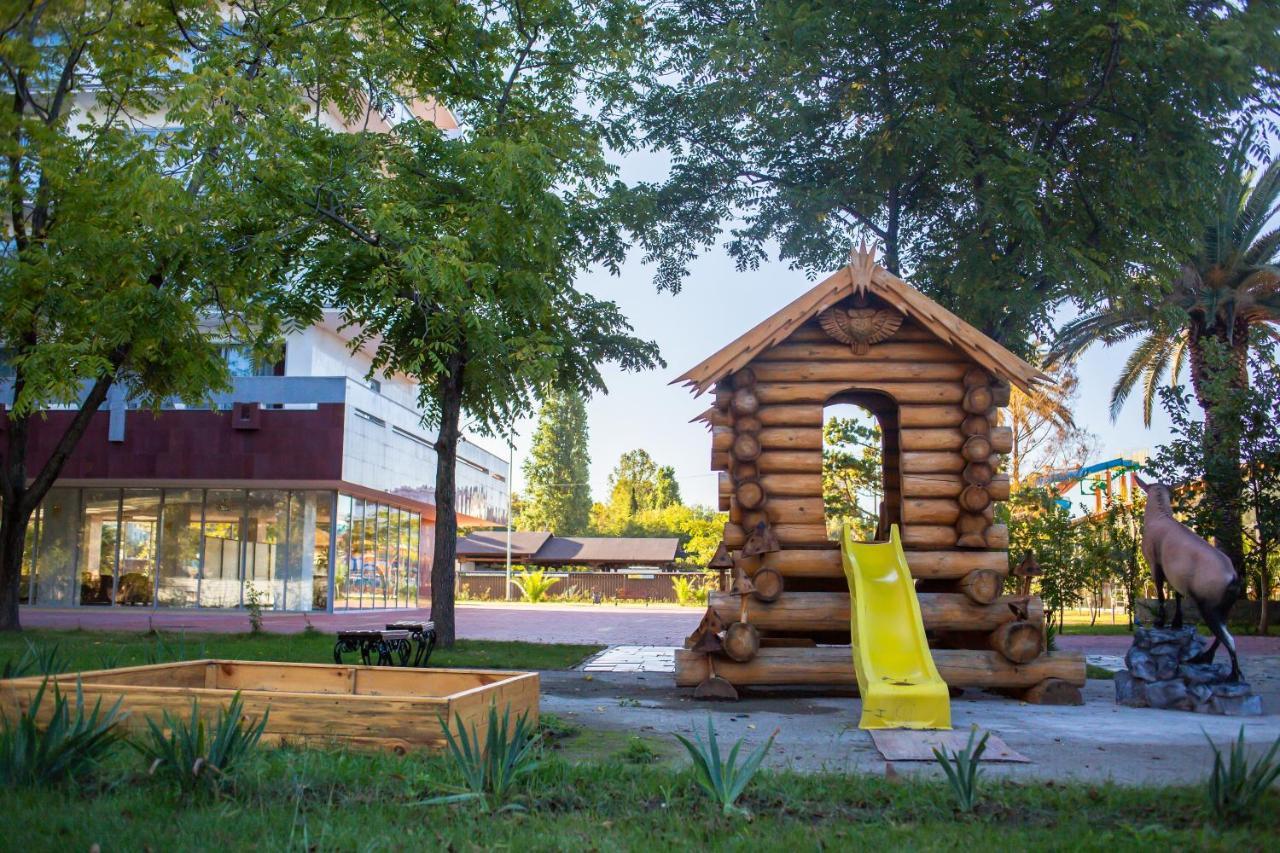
[674,248,1048,396]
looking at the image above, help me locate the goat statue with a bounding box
[1134,475,1242,681]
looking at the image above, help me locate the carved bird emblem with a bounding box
[818,306,903,355]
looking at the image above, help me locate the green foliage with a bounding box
[1,640,68,679]
[933,728,990,814]
[519,390,593,535]
[243,585,265,635]
[605,450,678,519]
[673,716,777,816]
[0,679,126,787]
[1206,728,1280,822]
[513,569,560,604]
[135,693,267,794]
[1148,345,1280,631]
[1006,487,1086,633]
[619,737,660,765]
[430,704,540,810]
[627,1,1280,346]
[671,572,718,607]
[1074,493,1147,627]
[591,450,724,566]
[822,415,883,540]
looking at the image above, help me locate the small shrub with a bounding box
[1206,727,1280,822]
[538,712,580,748]
[513,569,559,604]
[619,736,659,764]
[671,575,701,607]
[674,715,777,816]
[933,727,989,813]
[134,693,268,794]
[244,584,265,633]
[0,679,127,787]
[428,703,540,810]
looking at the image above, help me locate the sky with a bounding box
[465,150,1179,511]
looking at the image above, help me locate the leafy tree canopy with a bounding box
[822,415,882,541]
[518,389,592,535]
[626,1,1280,346]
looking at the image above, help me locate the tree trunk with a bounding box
[0,500,28,632]
[429,347,467,647]
[1259,543,1271,635]
[0,371,116,631]
[1187,327,1248,577]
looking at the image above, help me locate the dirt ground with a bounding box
[541,665,1280,785]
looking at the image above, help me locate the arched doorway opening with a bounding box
[822,391,901,543]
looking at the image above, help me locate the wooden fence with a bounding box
[458,570,729,603]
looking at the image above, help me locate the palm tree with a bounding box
[1050,132,1280,574]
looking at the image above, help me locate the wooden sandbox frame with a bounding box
[0,660,539,753]
[675,248,1085,702]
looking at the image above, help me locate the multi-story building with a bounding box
[10,312,510,613]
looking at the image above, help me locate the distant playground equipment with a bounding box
[1032,456,1147,513]
[675,246,1086,716]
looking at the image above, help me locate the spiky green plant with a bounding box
[0,679,126,787]
[933,727,990,813]
[674,715,777,816]
[134,693,268,793]
[428,703,541,810]
[1206,727,1280,822]
[512,569,559,604]
[1,640,69,679]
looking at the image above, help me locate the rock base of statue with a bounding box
[1114,625,1260,716]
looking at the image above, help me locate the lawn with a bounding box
[0,629,602,675]
[2,741,1275,851]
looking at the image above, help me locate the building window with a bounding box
[201,490,246,608]
[368,377,382,394]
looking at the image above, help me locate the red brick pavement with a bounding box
[17,605,1280,656]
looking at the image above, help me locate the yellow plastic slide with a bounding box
[841,524,951,730]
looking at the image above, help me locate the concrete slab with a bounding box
[541,664,1280,785]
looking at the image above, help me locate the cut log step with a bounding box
[709,591,1042,634]
[674,647,1085,690]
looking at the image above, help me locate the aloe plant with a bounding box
[134,692,268,793]
[428,703,540,810]
[674,715,776,816]
[0,678,127,787]
[933,728,990,813]
[1206,727,1280,822]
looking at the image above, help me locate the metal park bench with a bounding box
[333,629,413,667]
[385,620,437,667]
[332,621,436,668]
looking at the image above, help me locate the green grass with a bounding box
[2,745,1275,850]
[0,629,601,675]
[1086,664,1117,680]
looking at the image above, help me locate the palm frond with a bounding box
[1169,332,1189,386]
[1141,356,1168,428]
[1243,226,1280,267]
[1048,307,1147,366]
[1108,333,1172,421]
[1236,156,1280,250]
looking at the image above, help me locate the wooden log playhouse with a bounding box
[675,248,1086,705]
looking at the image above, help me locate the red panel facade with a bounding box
[16,405,346,483]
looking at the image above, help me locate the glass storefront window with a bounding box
[17,487,422,613]
[118,490,159,606]
[201,490,245,608]
[79,489,121,606]
[35,488,79,606]
[311,493,332,611]
[245,490,287,610]
[157,489,203,607]
[20,509,39,604]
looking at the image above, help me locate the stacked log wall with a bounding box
[686,306,1079,699]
